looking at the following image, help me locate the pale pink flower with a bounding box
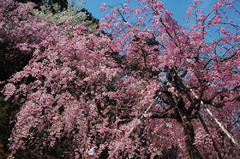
[3,83,16,101]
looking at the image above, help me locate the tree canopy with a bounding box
[0,0,239,158]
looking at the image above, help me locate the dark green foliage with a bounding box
[15,0,68,12]
[0,42,32,81]
[0,90,21,152]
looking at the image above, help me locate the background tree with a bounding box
[1,0,239,159]
[14,0,68,11]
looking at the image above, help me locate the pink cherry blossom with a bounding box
[1,0,240,158]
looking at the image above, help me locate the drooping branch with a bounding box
[178,73,240,150]
[197,113,223,159]
[204,105,240,149]
[151,112,176,119]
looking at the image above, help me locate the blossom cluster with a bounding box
[1,0,239,158]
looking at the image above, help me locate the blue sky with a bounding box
[67,0,239,31]
[82,0,195,19]
[67,0,215,26]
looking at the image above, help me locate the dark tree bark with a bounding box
[181,118,203,159]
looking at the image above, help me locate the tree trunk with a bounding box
[181,118,202,159]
